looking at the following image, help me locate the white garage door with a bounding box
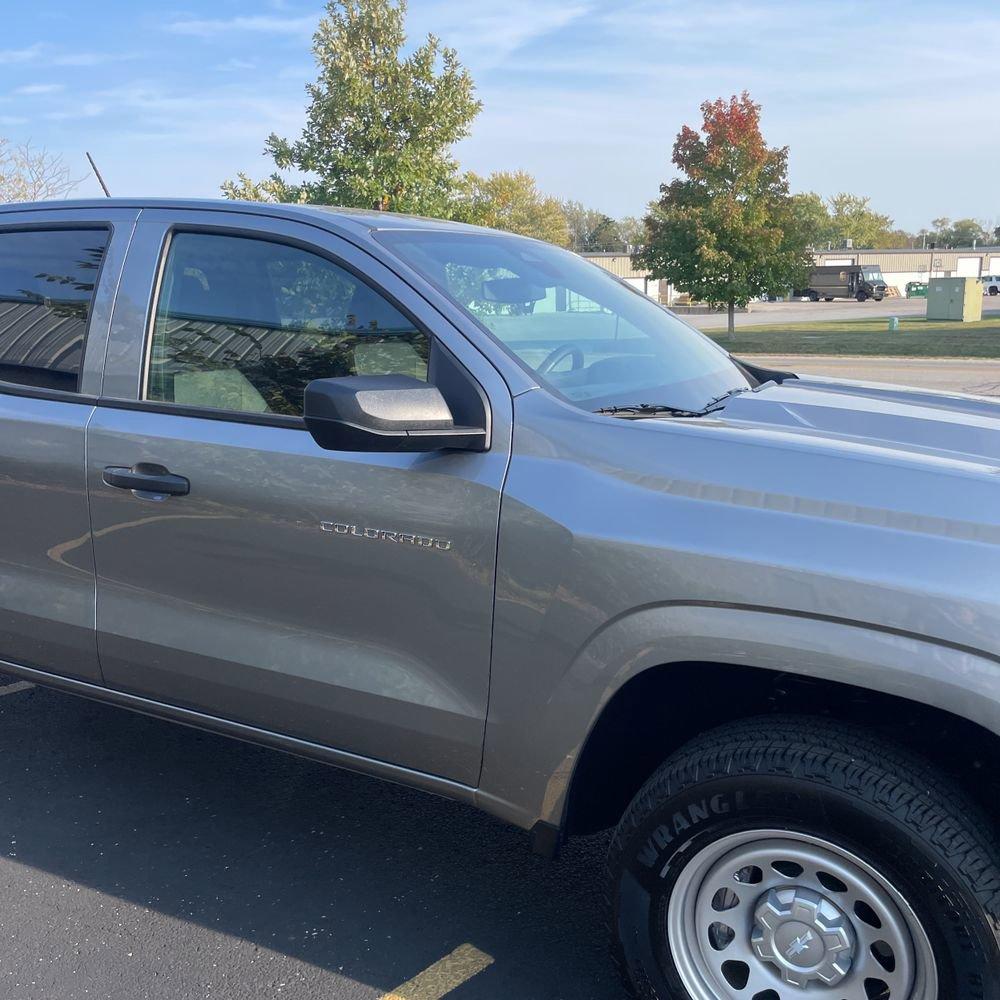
[625,277,659,299]
[957,257,981,277]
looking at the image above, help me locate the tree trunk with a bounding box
[727,300,735,335]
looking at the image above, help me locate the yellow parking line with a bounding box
[0,681,33,697]
[379,943,494,1000]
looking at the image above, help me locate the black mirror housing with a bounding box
[304,375,487,453]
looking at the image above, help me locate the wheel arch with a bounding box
[548,604,1000,841]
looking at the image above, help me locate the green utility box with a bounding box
[926,277,983,321]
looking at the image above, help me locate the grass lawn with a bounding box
[706,317,1000,357]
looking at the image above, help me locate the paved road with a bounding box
[743,355,1000,396]
[0,678,624,1000]
[687,296,1000,329]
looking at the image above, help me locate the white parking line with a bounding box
[0,681,34,696]
[379,944,494,1000]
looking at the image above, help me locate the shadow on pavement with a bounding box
[0,681,628,999]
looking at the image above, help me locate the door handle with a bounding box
[103,464,190,498]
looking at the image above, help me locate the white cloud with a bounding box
[165,14,318,39]
[215,58,257,72]
[0,44,42,65]
[0,115,28,126]
[43,102,104,122]
[13,83,64,96]
[410,1,593,68]
[52,51,139,67]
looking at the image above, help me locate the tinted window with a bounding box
[147,233,429,416]
[0,228,108,392]
[378,230,747,412]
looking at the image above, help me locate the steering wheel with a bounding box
[537,343,585,375]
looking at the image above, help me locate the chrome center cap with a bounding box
[751,886,856,988]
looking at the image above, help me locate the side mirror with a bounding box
[304,375,487,453]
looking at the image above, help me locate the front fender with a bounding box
[476,603,1000,831]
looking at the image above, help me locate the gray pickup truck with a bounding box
[3,198,999,1000]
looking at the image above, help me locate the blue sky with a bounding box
[1,1,997,230]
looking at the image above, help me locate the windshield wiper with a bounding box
[596,387,752,419]
[595,403,707,418]
[698,386,753,413]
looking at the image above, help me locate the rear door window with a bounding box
[146,232,430,417]
[0,228,108,392]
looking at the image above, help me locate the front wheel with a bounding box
[856,291,868,301]
[608,716,1000,999]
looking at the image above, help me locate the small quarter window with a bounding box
[146,232,429,416]
[0,228,108,392]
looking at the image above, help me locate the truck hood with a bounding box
[718,376,1000,468]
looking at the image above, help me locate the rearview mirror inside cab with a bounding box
[303,375,487,453]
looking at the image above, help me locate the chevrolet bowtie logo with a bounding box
[786,930,815,958]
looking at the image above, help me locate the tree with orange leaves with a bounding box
[635,93,811,334]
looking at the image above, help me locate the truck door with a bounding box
[0,207,136,682]
[86,209,511,785]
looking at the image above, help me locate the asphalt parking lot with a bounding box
[688,294,1000,329]
[0,676,625,1000]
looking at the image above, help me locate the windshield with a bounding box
[862,267,885,284]
[376,230,750,411]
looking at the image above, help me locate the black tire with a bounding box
[823,296,834,302]
[856,291,868,302]
[608,715,1000,999]
[809,291,819,302]
[990,287,998,296]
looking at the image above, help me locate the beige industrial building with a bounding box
[814,248,1000,295]
[583,247,1000,303]
[580,252,671,302]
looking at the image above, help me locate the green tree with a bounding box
[826,193,893,248]
[561,201,608,249]
[453,171,571,246]
[635,93,811,334]
[930,217,989,247]
[222,0,481,214]
[788,191,831,248]
[881,228,916,249]
[560,201,629,250]
[618,215,646,250]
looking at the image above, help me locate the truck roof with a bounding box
[0,197,492,239]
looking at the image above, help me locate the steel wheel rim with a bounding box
[666,829,938,1000]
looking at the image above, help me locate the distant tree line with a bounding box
[787,193,997,251]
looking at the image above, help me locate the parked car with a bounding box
[795,264,887,301]
[3,199,1000,999]
[983,274,1000,296]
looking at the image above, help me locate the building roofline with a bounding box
[814,245,1000,254]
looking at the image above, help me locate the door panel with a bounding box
[0,207,138,681]
[88,412,500,782]
[89,211,511,784]
[0,395,101,679]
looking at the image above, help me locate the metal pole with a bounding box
[85,152,111,198]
